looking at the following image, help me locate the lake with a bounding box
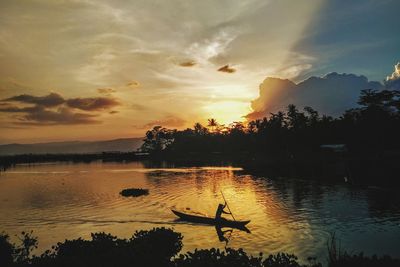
[0,161,399,262]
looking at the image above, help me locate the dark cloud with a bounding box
[138,115,186,129]
[97,88,116,95]
[0,104,99,125]
[217,65,236,73]
[0,92,120,125]
[0,105,43,113]
[246,72,382,120]
[2,93,120,111]
[126,80,140,87]
[384,62,400,89]
[17,107,99,125]
[109,110,119,114]
[3,93,65,107]
[179,60,196,67]
[66,97,120,111]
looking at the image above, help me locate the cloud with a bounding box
[278,63,312,79]
[17,107,99,125]
[217,65,236,73]
[0,105,99,125]
[2,93,65,107]
[66,97,120,111]
[385,62,400,89]
[179,60,197,67]
[97,88,116,95]
[0,104,42,113]
[246,72,382,120]
[138,115,186,129]
[2,93,120,111]
[126,80,140,87]
[0,92,120,125]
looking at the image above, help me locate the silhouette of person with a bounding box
[215,202,231,220]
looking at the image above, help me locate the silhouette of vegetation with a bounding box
[1,228,182,267]
[326,232,400,267]
[175,248,320,267]
[141,89,400,185]
[207,118,218,133]
[2,89,400,185]
[1,228,399,267]
[120,188,149,197]
[0,231,38,266]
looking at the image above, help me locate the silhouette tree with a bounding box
[193,123,208,135]
[207,118,218,133]
[141,126,175,154]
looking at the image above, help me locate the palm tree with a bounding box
[207,118,218,133]
[193,122,208,135]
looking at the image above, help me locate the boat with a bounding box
[171,209,250,229]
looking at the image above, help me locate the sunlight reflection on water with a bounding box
[0,161,399,262]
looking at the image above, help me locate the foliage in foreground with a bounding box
[1,228,400,267]
[326,233,400,267]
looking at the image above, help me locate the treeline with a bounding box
[0,152,148,172]
[141,89,400,156]
[1,228,399,267]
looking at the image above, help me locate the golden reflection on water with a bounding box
[1,161,400,261]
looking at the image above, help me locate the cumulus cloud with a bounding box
[66,97,120,111]
[385,62,400,89]
[0,92,120,125]
[217,64,236,73]
[246,72,382,120]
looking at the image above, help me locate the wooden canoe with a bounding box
[172,209,250,229]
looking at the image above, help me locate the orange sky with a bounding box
[6,0,398,143]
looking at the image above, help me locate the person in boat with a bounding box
[215,201,231,220]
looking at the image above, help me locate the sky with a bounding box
[0,0,399,144]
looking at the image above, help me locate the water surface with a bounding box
[1,161,399,261]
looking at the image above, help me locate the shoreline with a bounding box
[2,151,399,187]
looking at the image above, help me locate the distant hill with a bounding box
[0,138,143,155]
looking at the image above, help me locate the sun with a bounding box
[202,101,251,126]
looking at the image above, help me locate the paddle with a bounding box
[220,190,236,221]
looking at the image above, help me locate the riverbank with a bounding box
[2,151,400,187]
[1,228,399,267]
[0,152,148,171]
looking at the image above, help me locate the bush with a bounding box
[175,248,264,267]
[0,233,14,267]
[1,229,399,267]
[120,188,149,197]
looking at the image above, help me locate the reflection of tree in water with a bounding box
[144,169,238,194]
[309,182,325,209]
[251,176,330,211]
[144,170,191,187]
[366,188,400,219]
[141,161,175,169]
